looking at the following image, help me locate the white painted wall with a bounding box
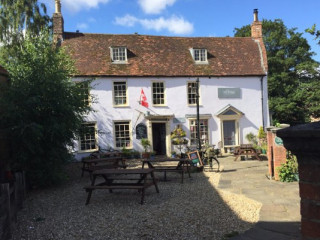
[73,76,269,159]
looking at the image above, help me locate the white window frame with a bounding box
[187,81,197,105]
[189,118,209,146]
[79,122,98,153]
[113,121,132,149]
[110,46,127,63]
[192,48,208,63]
[152,81,166,106]
[77,81,91,106]
[113,81,128,107]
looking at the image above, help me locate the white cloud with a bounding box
[115,14,139,27]
[138,0,177,14]
[115,14,193,35]
[63,0,110,13]
[76,23,89,30]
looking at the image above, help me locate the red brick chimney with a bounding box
[251,9,262,38]
[53,0,64,43]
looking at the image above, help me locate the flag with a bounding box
[140,89,148,108]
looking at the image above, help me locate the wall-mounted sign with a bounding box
[173,118,186,123]
[275,136,283,146]
[136,123,147,139]
[218,88,241,98]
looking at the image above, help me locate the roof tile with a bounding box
[62,33,267,77]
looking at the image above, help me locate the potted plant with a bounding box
[141,138,151,159]
[171,125,188,158]
[171,151,177,158]
[257,126,267,154]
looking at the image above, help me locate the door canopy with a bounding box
[216,104,244,120]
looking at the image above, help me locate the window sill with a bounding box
[113,105,130,108]
[78,149,98,153]
[188,104,203,107]
[115,146,133,150]
[111,61,128,64]
[194,61,209,65]
[153,104,167,107]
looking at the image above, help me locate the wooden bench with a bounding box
[234,144,261,161]
[151,166,184,183]
[84,168,159,205]
[81,157,126,178]
[142,159,191,183]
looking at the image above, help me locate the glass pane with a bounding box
[223,120,235,146]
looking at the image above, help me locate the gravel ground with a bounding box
[12,159,261,240]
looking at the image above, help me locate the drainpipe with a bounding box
[196,77,201,152]
[260,76,265,129]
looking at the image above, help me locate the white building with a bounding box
[53,3,269,158]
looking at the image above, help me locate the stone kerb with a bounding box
[277,121,320,240]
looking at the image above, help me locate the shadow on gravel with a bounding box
[11,158,301,240]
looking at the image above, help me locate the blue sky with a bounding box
[42,0,320,61]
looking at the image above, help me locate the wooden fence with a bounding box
[0,172,26,240]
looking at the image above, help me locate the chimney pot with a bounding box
[55,0,61,13]
[253,8,258,22]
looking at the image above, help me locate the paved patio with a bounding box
[216,156,301,240]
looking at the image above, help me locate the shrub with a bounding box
[245,132,258,146]
[0,31,91,187]
[277,154,299,182]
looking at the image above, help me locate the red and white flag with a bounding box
[140,89,148,108]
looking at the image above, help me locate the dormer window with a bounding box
[190,48,208,63]
[194,48,207,62]
[110,46,127,63]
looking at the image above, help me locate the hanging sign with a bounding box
[136,123,147,139]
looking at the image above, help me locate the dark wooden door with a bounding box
[152,123,166,155]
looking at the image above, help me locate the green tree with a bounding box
[235,19,319,125]
[306,24,320,44]
[0,0,50,44]
[0,30,91,187]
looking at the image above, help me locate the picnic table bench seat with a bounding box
[84,168,159,205]
[81,156,127,178]
[142,159,191,183]
[234,144,262,161]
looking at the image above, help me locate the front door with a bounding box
[223,120,236,146]
[152,123,166,155]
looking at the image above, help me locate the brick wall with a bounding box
[277,122,320,240]
[266,127,288,180]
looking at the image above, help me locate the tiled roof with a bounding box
[62,32,267,77]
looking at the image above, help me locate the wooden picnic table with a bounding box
[90,151,122,159]
[84,168,159,205]
[234,144,261,161]
[142,158,192,183]
[81,156,126,178]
